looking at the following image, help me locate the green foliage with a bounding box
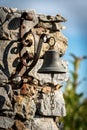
[63,54,87,130]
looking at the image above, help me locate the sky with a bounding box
[0,0,87,98]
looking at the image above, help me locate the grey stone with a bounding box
[52,23,63,31]
[37,22,53,29]
[21,16,38,35]
[0,25,9,40]
[0,40,20,79]
[14,95,36,119]
[37,22,65,31]
[38,14,66,22]
[1,14,21,40]
[1,7,12,14]
[0,70,8,85]
[0,8,38,40]
[0,7,8,25]
[0,86,12,111]
[0,7,19,40]
[24,117,59,130]
[0,8,68,129]
[49,31,68,56]
[37,90,66,116]
[55,14,67,22]
[0,116,14,129]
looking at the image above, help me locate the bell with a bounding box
[38,49,66,74]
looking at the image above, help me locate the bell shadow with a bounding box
[0,95,5,110]
[0,40,20,78]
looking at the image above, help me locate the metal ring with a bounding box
[48,37,55,48]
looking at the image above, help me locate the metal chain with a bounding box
[50,87,55,110]
[50,74,55,110]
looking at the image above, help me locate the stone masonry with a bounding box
[0,7,68,130]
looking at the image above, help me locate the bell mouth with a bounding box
[38,67,66,74]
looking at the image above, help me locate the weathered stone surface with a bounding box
[21,11,38,33]
[14,95,36,119]
[0,40,20,79]
[24,117,59,130]
[52,22,66,31]
[0,7,38,40]
[0,86,12,111]
[0,7,8,25]
[37,22,53,29]
[0,7,68,53]
[37,22,65,31]
[0,116,14,129]
[37,89,66,116]
[38,14,66,22]
[0,7,68,66]
[0,7,21,40]
[0,70,8,85]
[0,7,68,130]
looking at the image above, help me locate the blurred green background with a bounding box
[63,54,87,130]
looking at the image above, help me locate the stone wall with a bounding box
[0,7,68,130]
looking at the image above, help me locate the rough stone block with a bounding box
[0,116,14,129]
[14,95,36,119]
[37,89,66,116]
[50,31,68,56]
[0,7,21,40]
[0,7,38,40]
[0,7,8,25]
[24,117,59,130]
[0,7,68,130]
[0,86,12,111]
[38,14,66,22]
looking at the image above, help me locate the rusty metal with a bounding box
[22,38,33,47]
[14,51,32,76]
[50,88,55,110]
[20,83,29,95]
[16,12,62,83]
[46,36,55,49]
[22,33,48,77]
[19,12,56,77]
[13,12,36,78]
[20,82,36,97]
[15,26,37,85]
[37,37,66,74]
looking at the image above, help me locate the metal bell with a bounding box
[38,49,66,74]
